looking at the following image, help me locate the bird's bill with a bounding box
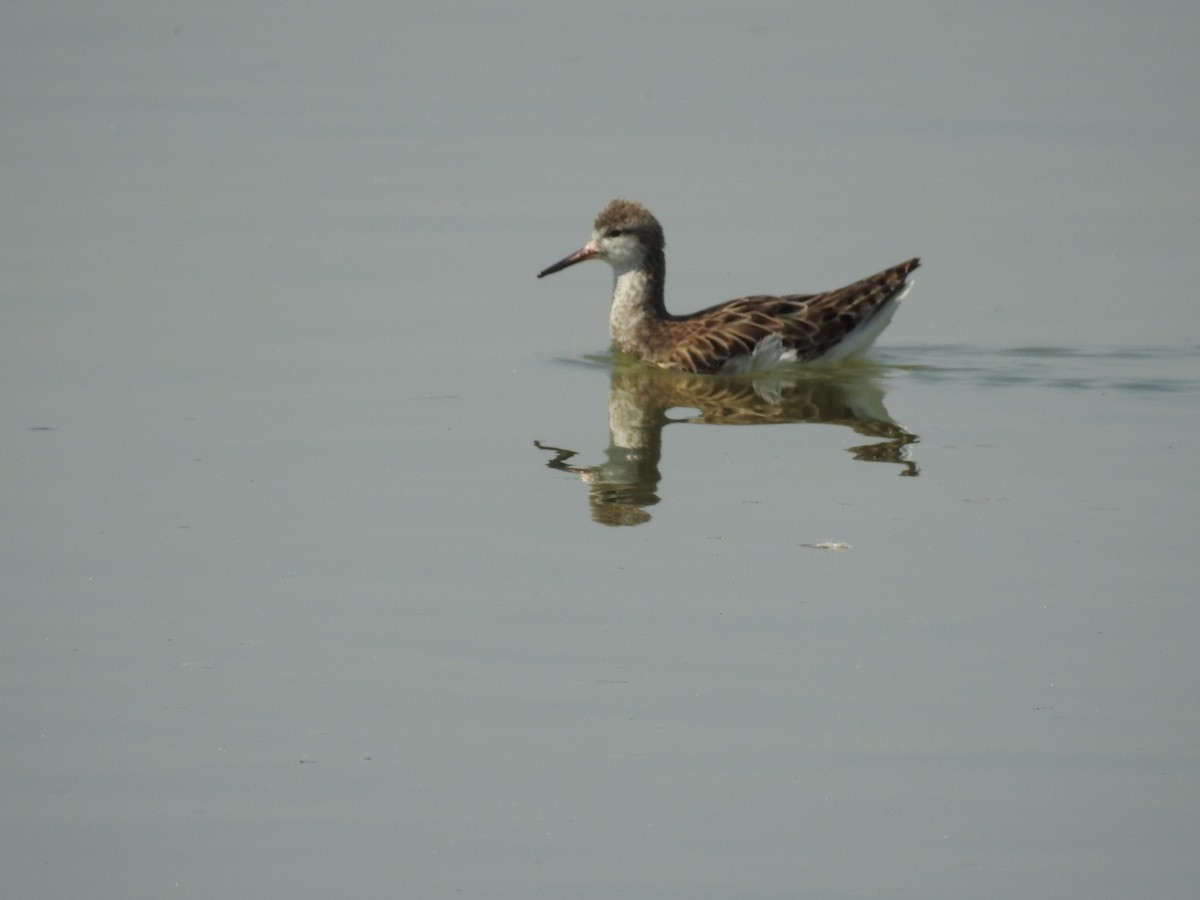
[537,242,598,278]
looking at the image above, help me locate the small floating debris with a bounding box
[803,541,851,551]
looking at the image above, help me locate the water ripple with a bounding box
[888,344,1200,394]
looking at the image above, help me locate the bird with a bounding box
[537,199,919,375]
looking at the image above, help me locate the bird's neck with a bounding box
[609,246,668,354]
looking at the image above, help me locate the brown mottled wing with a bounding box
[776,258,920,359]
[654,295,815,373]
[656,259,920,373]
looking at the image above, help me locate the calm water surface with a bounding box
[4,3,1198,899]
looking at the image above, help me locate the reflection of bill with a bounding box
[536,364,919,527]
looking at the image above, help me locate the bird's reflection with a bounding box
[536,362,919,526]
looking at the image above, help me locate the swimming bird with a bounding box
[538,199,919,374]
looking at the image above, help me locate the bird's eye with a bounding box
[606,228,624,238]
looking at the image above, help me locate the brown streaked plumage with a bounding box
[538,199,920,374]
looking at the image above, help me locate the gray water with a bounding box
[4,3,1199,898]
